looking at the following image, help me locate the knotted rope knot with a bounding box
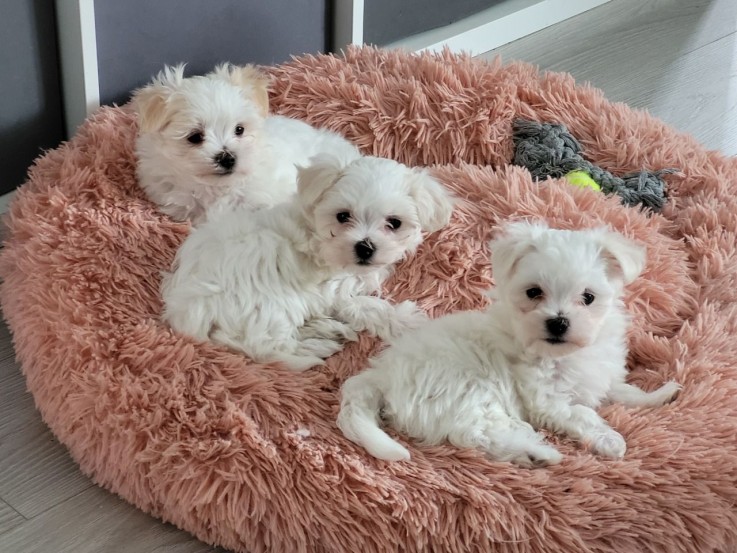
[512,119,675,212]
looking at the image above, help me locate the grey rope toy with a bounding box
[512,119,676,212]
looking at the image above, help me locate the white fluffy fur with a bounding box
[162,155,454,371]
[132,63,360,225]
[337,221,681,466]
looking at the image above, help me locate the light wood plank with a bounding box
[0,319,220,550]
[0,319,27,439]
[634,32,737,158]
[0,486,226,553]
[482,0,737,156]
[0,422,93,518]
[0,319,34,439]
[0,497,24,537]
[0,355,31,438]
[0,319,16,364]
[0,319,93,518]
[486,0,737,69]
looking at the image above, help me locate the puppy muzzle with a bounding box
[545,316,569,344]
[354,239,375,265]
[214,151,237,174]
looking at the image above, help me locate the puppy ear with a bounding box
[597,230,646,285]
[406,169,454,232]
[214,63,270,117]
[489,220,547,283]
[297,154,346,212]
[132,64,185,133]
[132,87,169,133]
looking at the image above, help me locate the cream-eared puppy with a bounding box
[338,221,680,466]
[132,63,360,225]
[162,154,454,371]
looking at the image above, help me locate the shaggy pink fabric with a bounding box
[2,47,737,552]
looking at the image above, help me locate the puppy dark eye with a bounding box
[336,211,351,224]
[526,287,543,299]
[187,132,204,145]
[582,291,595,305]
[235,125,244,136]
[386,217,402,230]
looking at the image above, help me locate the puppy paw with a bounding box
[272,353,325,372]
[299,318,358,343]
[296,337,344,359]
[653,380,682,405]
[387,301,428,338]
[370,300,427,342]
[514,443,563,468]
[590,429,626,459]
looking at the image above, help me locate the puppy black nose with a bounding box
[546,316,570,337]
[214,151,236,171]
[354,240,375,262]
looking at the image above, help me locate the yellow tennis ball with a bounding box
[565,170,601,192]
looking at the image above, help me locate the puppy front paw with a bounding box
[653,380,682,405]
[338,297,428,342]
[296,337,344,359]
[271,352,326,372]
[590,429,626,459]
[389,300,428,337]
[513,443,563,468]
[299,318,359,343]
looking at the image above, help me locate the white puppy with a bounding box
[162,154,454,372]
[338,221,681,466]
[132,63,360,225]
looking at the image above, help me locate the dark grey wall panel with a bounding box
[94,0,330,106]
[364,0,499,46]
[0,0,65,195]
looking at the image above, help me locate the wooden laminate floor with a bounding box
[1,0,735,550]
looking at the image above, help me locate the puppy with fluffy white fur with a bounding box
[162,154,454,371]
[338,221,681,466]
[132,63,360,224]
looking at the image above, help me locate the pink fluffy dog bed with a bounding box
[2,47,737,552]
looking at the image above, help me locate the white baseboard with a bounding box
[336,0,611,56]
